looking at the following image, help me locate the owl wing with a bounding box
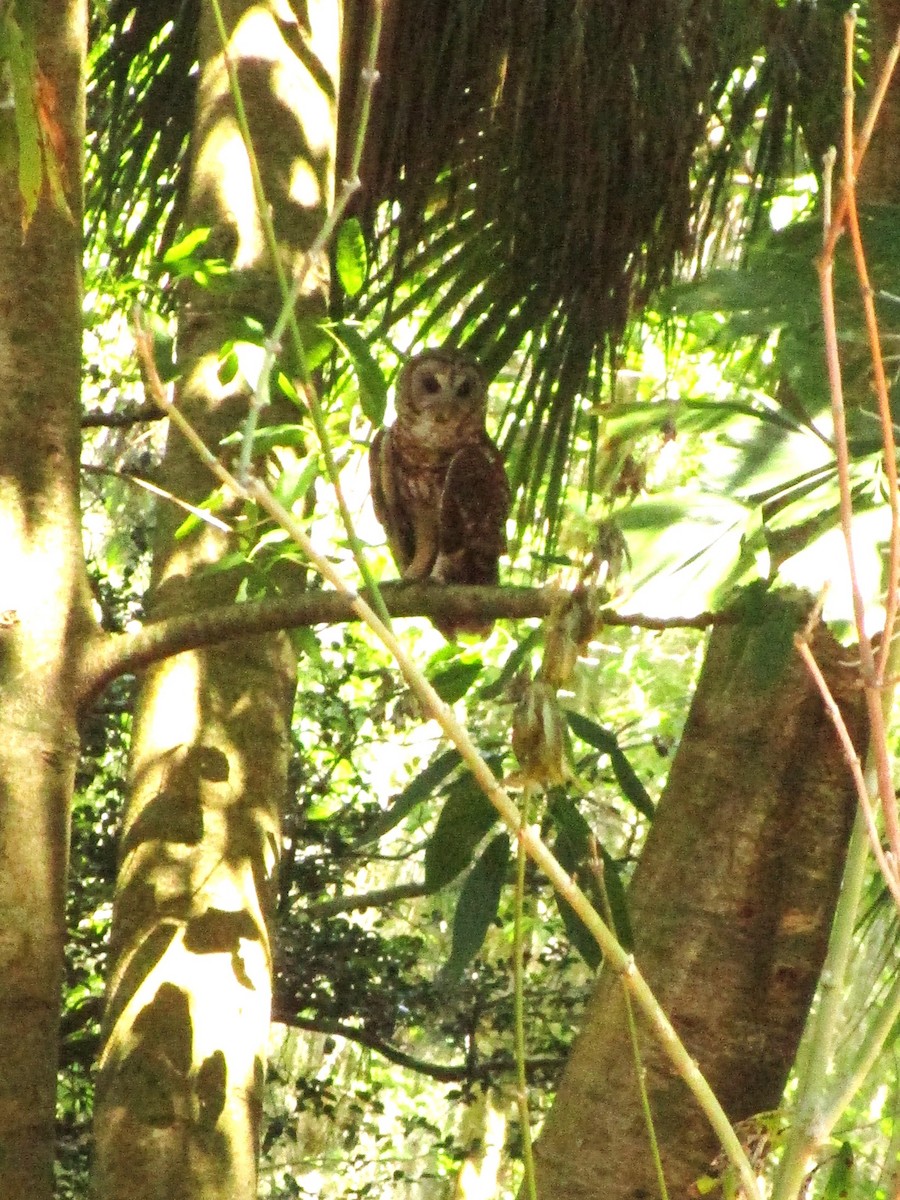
[434,439,511,586]
[370,427,415,575]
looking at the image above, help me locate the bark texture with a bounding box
[91,4,339,1197]
[859,0,900,204]
[0,4,89,1196]
[534,619,867,1199]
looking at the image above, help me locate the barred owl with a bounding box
[369,348,510,638]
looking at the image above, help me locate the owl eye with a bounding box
[421,372,441,394]
[455,378,474,399]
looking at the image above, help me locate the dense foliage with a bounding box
[42,1,900,1197]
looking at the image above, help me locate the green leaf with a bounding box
[693,1176,719,1196]
[294,317,333,372]
[289,626,324,664]
[329,324,388,425]
[427,658,483,703]
[220,423,306,454]
[271,453,319,512]
[618,492,751,615]
[599,848,632,950]
[549,794,632,966]
[335,217,367,297]
[425,765,501,892]
[217,347,239,386]
[821,1141,853,1200]
[277,372,303,406]
[565,712,654,820]
[439,832,510,985]
[163,227,212,264]
[355,750,462,846]
[548,796,602,967]
[151,326,177,383]
[199,550,250,578]
[306,795,344,821]
[173,488,227,540]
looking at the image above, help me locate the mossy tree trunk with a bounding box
[533,620,867,1199]
[532,8,900,1190]
[0,3,89,1196]
[91,5,339,1198]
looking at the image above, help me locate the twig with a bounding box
[514,785,537,1200]
[77,579,723,706]
[822,12,900,262]
[779,17,900,1198]
[271,1012,565,1085]
[794,636,900,905]
[813,12,900,882]
[81,403,165,428]
[303,881,430,918]
[770,813,871,1200]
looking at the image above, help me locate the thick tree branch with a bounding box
[303,881,431,917]
[81,403,165,428]
[77,581,723,706]
[270,1011,564,1084]
[62,994,564,1084]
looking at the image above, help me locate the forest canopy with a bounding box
[1,2,900,1199]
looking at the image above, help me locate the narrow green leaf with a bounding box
[277,372,302,406]
[549,794,632,965]
[199,550,249,577]
[425,765,501,892]
[329,323,388,425]
[600,847,632,950]
[565,712,654,820]
[271,454,319,512]
[355,749,462,846]
[548,795,601,967]
[439,833,510,985]
[220,423,306,454]
[335,217,367,297]
[478,625,543,700]
[173,488,227,540]
[217,348,239,386]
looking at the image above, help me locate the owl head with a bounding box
[395,349,488,446]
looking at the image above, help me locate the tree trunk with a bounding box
[859,0,900,204]
[91,4,339,1198]
[533,619,867,1199]
[0,4,89,1197]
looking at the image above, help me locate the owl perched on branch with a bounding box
[369,349,511,638]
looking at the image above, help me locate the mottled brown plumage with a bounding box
[370,349,510,637]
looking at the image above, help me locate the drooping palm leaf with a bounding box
[341,0,853,547]
[87,0,198,271]
[89,0,854,553]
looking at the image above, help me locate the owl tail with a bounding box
[434,616,495,641]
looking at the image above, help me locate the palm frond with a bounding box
[342,0,853,553]
[87,0,855,561]
[87,0,198,271]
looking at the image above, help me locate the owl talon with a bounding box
[401,557,432,583]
